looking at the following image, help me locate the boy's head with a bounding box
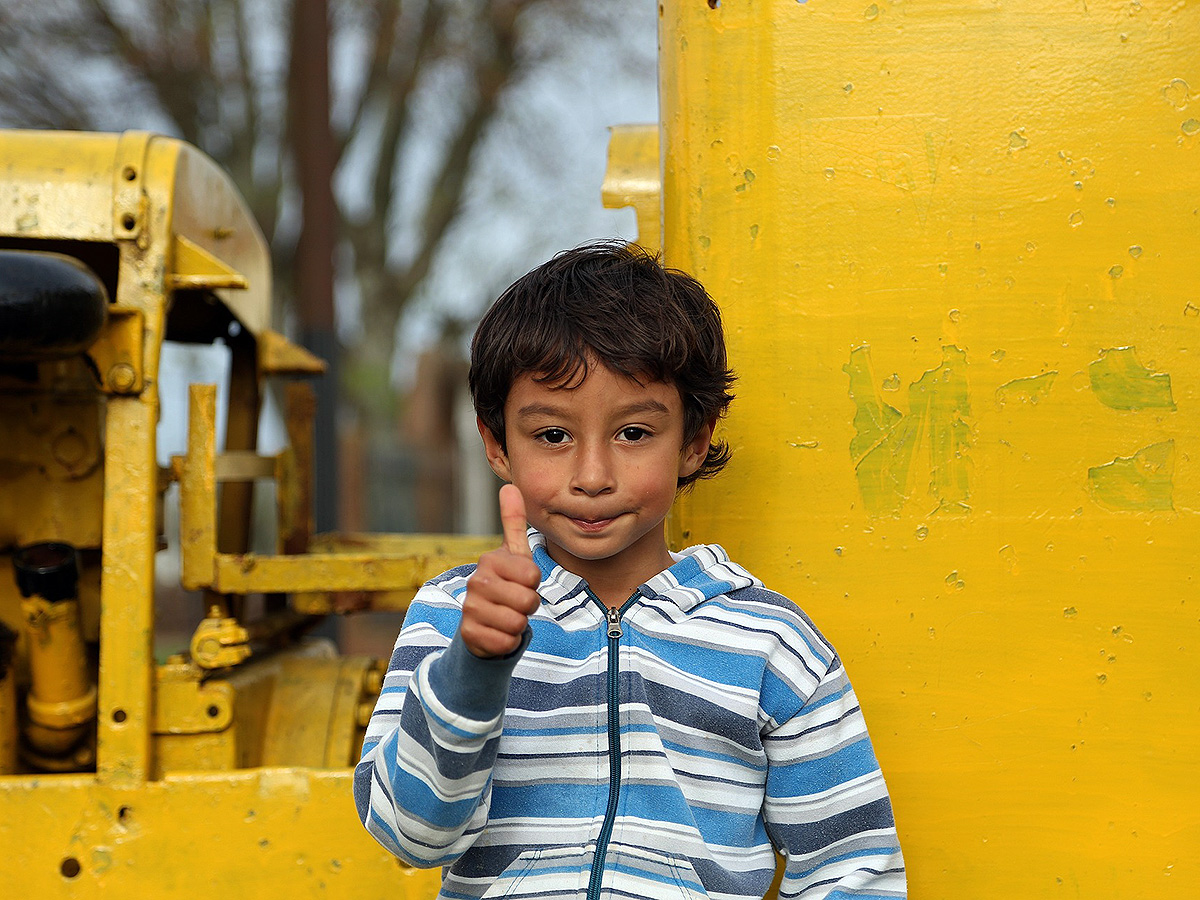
[469,240,735,489]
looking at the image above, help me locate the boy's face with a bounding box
[479,363,712,593]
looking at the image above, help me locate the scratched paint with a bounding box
[1088,441,1175,511]
[845,346,970,517]
[1088,348,1175,410]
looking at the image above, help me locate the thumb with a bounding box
[498,483,531,558]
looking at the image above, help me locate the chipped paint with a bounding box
[1089,348,1175,410]
[1088,441,1175,511]
[995,371,1057,407]
[845,345,970,517]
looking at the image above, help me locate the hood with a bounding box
[526,527,760,614]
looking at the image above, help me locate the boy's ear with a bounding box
[477,416,513,481]
[679,418,716,478]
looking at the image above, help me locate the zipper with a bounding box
[585,595,634,900]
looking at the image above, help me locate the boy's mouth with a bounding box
[565,514,620,533]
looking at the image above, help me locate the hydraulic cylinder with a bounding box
[13,543,96,757]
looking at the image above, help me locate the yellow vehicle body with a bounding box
[607,1,1200,897]
[0,130,483,896]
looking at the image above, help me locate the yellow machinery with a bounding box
[605,1,1200,898]
[0,129,492,896]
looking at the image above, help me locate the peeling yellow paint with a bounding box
[1088,441,1175,511]
[995,371,1057,407]
[846,345,970,517]
[1089,348,1175,410]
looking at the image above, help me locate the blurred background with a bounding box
[0,0,657,654]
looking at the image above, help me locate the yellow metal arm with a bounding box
[177,383,493,603]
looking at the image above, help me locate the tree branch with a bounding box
[335,0,401,164]
[391,0,524,301]
[370,0,449,224]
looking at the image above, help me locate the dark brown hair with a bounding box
[469,240,735,488]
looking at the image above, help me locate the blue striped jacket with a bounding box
[355,533,906,899]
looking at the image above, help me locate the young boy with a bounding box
[355,242,906,899]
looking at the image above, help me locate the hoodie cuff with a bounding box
[425,627,531,722]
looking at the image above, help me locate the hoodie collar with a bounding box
[526,527,760,613]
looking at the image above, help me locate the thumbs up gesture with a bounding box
[460,484,542,658]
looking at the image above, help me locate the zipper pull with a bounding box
[606,606,622,639]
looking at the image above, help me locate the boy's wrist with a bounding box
[426,626,531,722]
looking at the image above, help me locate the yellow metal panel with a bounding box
[0,770,442,898]
[661,1,1200,897]
[87,307,145,395]
[0,389,105,549]
[259,656,370,769]
[602,124,662,252]
[111,131,151,245]
[165,139,273,336]
[0,131,131,241]
[153,664,234,735]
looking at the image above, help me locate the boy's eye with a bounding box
[620,426,649,442]
[538,428,569,444]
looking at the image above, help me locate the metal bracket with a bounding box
[112,130,153,245]
[86,307,145,394]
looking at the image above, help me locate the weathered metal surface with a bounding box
[0,769,442,897]
[657,1,1200,897]
[0,130,440,896]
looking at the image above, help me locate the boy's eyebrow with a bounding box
[616,399,671,417]
[515,399,671,419]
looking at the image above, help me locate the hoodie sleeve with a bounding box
[353,575,530,868]
[761,644,907,898]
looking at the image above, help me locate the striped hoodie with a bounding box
[355,531,906,899]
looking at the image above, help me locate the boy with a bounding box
[355,241,906,899]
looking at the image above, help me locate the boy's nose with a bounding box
[570,445,615,496]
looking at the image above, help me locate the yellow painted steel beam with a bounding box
[97,394,158,786]
[207,545,493,599]
[660,1,1200,897]
[179,384,218,593]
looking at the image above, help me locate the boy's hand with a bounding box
[460,484,542,658]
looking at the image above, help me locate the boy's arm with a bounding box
[353,593,529,867]
[353,486,541,867]
[763,654,907,899]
